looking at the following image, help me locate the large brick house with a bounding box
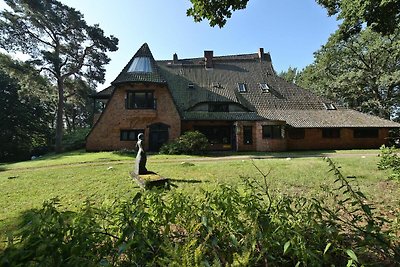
[86,43,400,152]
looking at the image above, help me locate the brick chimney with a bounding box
[173,53,178,64]
[204,50,213,69]
[258,48,264,61]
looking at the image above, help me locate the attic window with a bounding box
[237,83,247,93]
[259,83,270,93]
[127,57,153,73]
[188,83,195,89]
[212,82,222,88]
[323,103,336,110]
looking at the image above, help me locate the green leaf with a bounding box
[324,243,332,255]
[346,249,358,263]
[283,240,291,255]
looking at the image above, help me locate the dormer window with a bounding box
[237,83,247,93]
[323,103,336,110]
[259,83,270,93]
[127,57,153,73]
[209,103,229,112]
[188,83,195,89]
[212,82,222,88]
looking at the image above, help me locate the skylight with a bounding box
[323,103,336,110]
[127,57,153,73]
[237,83,247,93]
[259,83,270,93]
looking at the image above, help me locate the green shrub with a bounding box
[1,159,399,266]
[378,145,400,180]
[62,128,91,151]
[160,131,208,155]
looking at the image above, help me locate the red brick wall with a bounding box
[86,83,181,151]
[255,122,287,152]
[287,128,390,150]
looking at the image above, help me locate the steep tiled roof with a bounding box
[157,52,400,128]
[112,43,166,85]
[94,85,114,98]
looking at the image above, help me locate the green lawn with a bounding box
[1,149,399,250]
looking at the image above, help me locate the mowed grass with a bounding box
[0,149,399,250]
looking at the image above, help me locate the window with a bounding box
[288,128,305,139]
[212,82,222,88]
[237,83,247,93]
[188,83,195,89]
[262,125,282,139]
[354,128,379,138]
[126,91,155,109]
[322,128,341,138]
[120,129,144,141]
[127,57,152,73]
[194,126,231,144]
[209,103,229,112]
[259,83,270,93]
[243,126,253,144]
[323,103,336,110]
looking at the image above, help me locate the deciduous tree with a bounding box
[0,0,118,152]
[187,0,400,38]
[297,28,400,119]
[0,69,51,161]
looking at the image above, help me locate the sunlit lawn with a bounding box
[0,149,399,250]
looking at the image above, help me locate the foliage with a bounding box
[186,0,249,27]
[0,69,51,162]
[62,128,91,152]
[160,131,209,155]
[317,0,400,38]
[186,0,399,37]
[0,0,119,153]
[1,159,399,266]
[378,145,400,180]
[278,66,300,84]
[297,27,400,119]
[64,78,97,131]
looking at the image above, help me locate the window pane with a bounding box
[354,128,379,138]
[322,128,341,138]
[262,125,282,139]
[127,57,153,73]
[243,126,252,144]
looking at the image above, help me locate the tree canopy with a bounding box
[186,0,249,27]
[0,0,119,152]
[187,0,400,37]
[0,68,52,161]
[297,28,400,119]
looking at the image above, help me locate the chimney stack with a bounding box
[173,53,178,64]
[258,48,264,61]
[204,50,213,69]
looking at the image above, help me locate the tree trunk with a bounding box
[55,79,64,153]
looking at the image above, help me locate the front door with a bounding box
[149,123,169,152]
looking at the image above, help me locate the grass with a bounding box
[0,149,399,251]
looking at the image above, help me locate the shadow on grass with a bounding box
[112,150,137,158]
[169,178,206,184]
[0,165,7,172]
[200,149,339,158]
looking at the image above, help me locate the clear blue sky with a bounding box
[1,0,340,90]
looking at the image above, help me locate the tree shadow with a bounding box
[0,166,7,172]
[169,178,206,184]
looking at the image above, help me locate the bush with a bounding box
[160,131,208,155]
[62,128,91,152]
[378,145,400,180]
[1,159,399,266]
